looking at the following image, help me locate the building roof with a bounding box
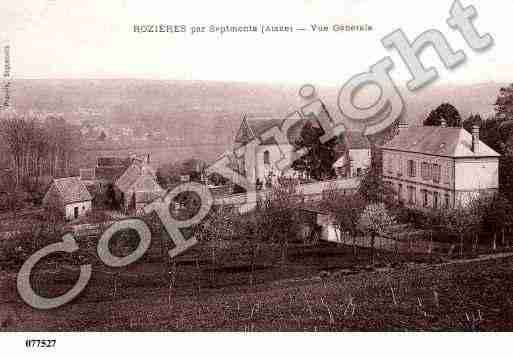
[134,190,164,204]
[332,154,348,168]
[115,161,162,194]
[51,177,93,205]
[95,166,128,182]
[116,163,143,193]
[97,157,131,167]
[79,168,96,181]
[381,126,500,158]
[235,109,330,146]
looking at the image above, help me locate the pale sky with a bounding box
[1,0,512,85]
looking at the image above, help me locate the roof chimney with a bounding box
[472,125,480,154]
[440,118,447,128]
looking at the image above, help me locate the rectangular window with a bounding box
[443,163,451,185]
[432,164,441,184]
[408,186,416,204]
[263,150,270,165]
[445,193,450,208]
[421,162,431,181]
[407,160,416,178]
[433,192,439,209]
[398,183,403,202]
[387,155,393,174]
[422,190,429,207]
[397,157,403,177]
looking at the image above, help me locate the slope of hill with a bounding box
[2,79,507,167]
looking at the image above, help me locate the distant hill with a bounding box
[2,79,508,166]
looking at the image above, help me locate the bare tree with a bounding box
[0,111,81,197]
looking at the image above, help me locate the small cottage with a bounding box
[43,177,93,220]
[114,155,164,214]
[333,131,371,179]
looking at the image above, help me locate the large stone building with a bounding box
[381,121,500,208]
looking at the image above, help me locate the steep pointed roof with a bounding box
[234,113,317,146]
[115,157,162,194]
[51,177,92,205]
[382,126,500,158]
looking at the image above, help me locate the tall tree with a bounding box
[424,103,462,127]
[495,83,513,120]
[292,120,336,180]
[319,186,366,254]
[358,203,396,263]
[358,164,395,204]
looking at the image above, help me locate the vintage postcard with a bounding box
[1,0,513,356]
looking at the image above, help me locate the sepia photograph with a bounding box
[1,0,513,357]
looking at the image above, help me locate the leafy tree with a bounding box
[358,165,395,204]
[292,120,336,180]
[255,182,301,267]
[195,205,236,285]
[358,203,396,263]
[495,83,513,120]
[441,199,482,256]
[319,186,366,254]
[500,153,513,203]
[462,113,483,132]
[424,103,462,127]
[480,194,513,248]
[0,111,80,187]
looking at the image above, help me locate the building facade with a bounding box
[332,131,371,178]
[381,123,500,209]
[43,177,93,220]
[233,114,308,186]
[114,154,164,214]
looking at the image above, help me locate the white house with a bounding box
[43,177,93,220]
[381,120,500,208]
[332,131,371,178]
[233,114,308,186]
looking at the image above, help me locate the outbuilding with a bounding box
[43,177,93,220]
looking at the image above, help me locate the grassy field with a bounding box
[1,238,513,331]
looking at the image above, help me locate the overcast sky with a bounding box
[1,0,512,85]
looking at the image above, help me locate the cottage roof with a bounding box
[51,177,92,205]
[95,166,129,182]
[234,107,331,146]
[381,126,500,158]
[115,161,162,194]
[79,168,96,181]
